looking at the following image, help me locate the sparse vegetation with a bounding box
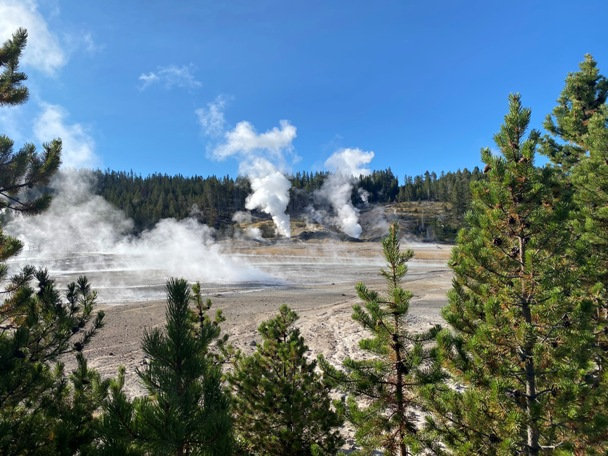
[321,223,442,455]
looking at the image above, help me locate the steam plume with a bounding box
[4,170,272,302]
[319,148,374,238]
[5,170,271,296]
[212,120,296,237]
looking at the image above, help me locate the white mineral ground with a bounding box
[7,238,452,402]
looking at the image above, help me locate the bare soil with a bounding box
[78,239,453,396]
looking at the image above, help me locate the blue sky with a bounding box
[1,0,607,179]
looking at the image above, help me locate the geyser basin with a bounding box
[5,248,279,304]
[4,239,449,305]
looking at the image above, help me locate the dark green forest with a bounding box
[93,167,482,238]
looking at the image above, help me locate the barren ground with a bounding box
[77,239,453,396]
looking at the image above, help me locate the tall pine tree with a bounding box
[1,28,105,455]
[543,55,608,452]
[320,223,442,455]
[421,94,597,455]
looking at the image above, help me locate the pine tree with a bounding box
[0,27,61,296]
[0,29,61,222]
[0,28,107,455]
[96,367,142,456]
[228,305,343,456]
[0,273,104,454]
[421,94,597,455]
[133,278,233,455]
[0,28,28,106]
[320,223,442,455]
[543,55,608,452]
[543,54,608,169]
[50,353,111,455]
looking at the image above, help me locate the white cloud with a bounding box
[324,147,374,178]
[195,95,228,137]
[0,0,66,75]
[33,103,98,169]
[138,72,159,86]
[62,30,103,56]
[0,104,26,143]
[138,64,202,90]
[81,32,102,54]
[212,120,297,161]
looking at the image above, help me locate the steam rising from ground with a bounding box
[211,120,296,237]
[5,170,273,301]
[318,148,374,238]
[241,158,291,237]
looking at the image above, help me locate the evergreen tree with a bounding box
[132,278,233,455]
[96,367,142,456]
[543,54,608,169]
[50,353,111,455]
[1,29,106,455]
[0,273,104,454]
[229,305,343,456]
[543,55,608,452]
[0,28,28,106]
[421,95,597,455]
[93,166,480,240]
[0,29,60,221]
[320,223,442,455]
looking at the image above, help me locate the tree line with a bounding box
[93,167,481,237]
[1,29,607,455]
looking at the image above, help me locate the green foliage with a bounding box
[321,223,442,455]
[93,167,480,241]
[97,281,233,455]
[95,367,142,455]
[0,28,28,106]
[0,273,104,454]
[358,168,400,203]
[98,279,233,455]
[50,353,111,455]
[543,54,608,168]
[0,136,62,215]
[94,170,251,231]
[421,94,597,455]
[0,29,108,455]
[0,29,60,277]
[542,54,608,453]
[229,305,343,456]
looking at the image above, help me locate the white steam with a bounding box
[195,95,228,137]
[241,158,291,237]
[245,227,263,241]
[211,120,296,237]
[4,170,273,302]
[232,211,263,240]
[231,211,252,224]
[319,148,374,238]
